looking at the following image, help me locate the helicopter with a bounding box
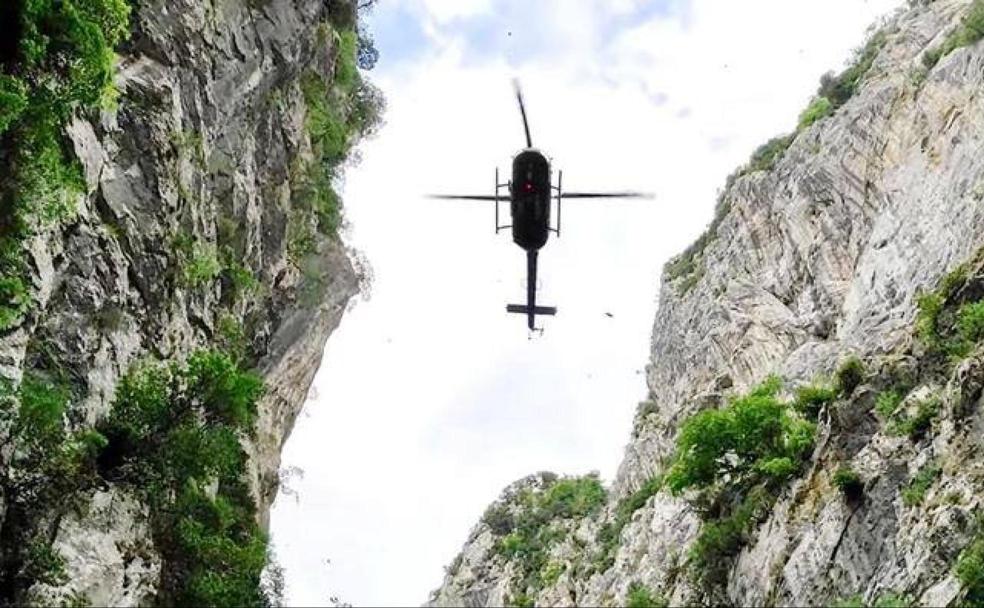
[429,82,651,331]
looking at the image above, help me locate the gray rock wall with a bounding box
[1,0,362,603]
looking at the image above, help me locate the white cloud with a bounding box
[270,0,903,606]
[419,0,493,23]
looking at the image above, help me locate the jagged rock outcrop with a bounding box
[0,0,372,604]
[430,1,984,606]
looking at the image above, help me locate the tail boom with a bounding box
[507,250,555,330]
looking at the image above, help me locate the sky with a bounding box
[268,0,903,605]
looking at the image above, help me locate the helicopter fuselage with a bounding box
[510,148,552,252]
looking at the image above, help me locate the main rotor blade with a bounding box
[560,192,654,199]
[513,79,532,148]
[426,194,500,200]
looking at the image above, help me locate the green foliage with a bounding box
[793,383,837,419]
[185,350,264,427]
[660,376,815,593]
[350,78,386,140]
[914,262,979,361]
[539,477,607,519]
[491,475,605,600]
[872,592,911,608]
[21,541,68,588]
[958,301,984,345]
[818,29,888,107]
[626,582,668,608]
[483,503,515,535]
[737,26,887,187]
[295,30,382,245]
[0,273,29,331]
[664,376,814,495]
[835,356,865,396]
[172,486,270,607]
[335,30,360,95]
[875,390,903,419]
[540,562,564,586]
[663,198,729,288]
[0,76,29,135]
[689,486,773,589]
[173,129,205,167]
[216,314,249,363]
[746,134,794,174]
[889,397,939,441]
[923,0,984,69]
[224,260,261,298]
[181,243,222,287]
[833,466,864,500]
[798,96,833,129]
[756,456,797,482]
[98,349,271,605]
[956,530,984,604]
[832,594,864,608]
[0,373,108,601]
[0,0,131,329]
[901,462,940,507]
[507,593,534,608]
[301,73,349,166]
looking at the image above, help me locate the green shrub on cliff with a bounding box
[661,375,815,592]
[491,475,606,602]
[957,527,984,605]
[0,375,108,602]
[98,349,270,606]
[626,582,668,608]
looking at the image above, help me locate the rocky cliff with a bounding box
[429,1,984,606]
[0,0,378,605]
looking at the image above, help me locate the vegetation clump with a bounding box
[660,375,815,593]
[875,390,904,419]
[0,0,131,331]
[835,356,866,396]
[817,30,888,108]
[793,383,838,420]
[956,526,984,605]
[485,475,606,603]
[833,466,864,502]
[291,23,385,255]
[626,582,669,608]
[798,96,833,129]
[912,258,984,364]
[663,198,729,291]
[900,462,940,507]
[97,350,273,606]
[923,0,984,69]
[888,396,939,441]
[0,375,108,603]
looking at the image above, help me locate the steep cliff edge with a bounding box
[430,1,984,606]
[0,0,378,605]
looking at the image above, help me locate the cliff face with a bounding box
[430,1,984,606]
[0,0,373,605]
